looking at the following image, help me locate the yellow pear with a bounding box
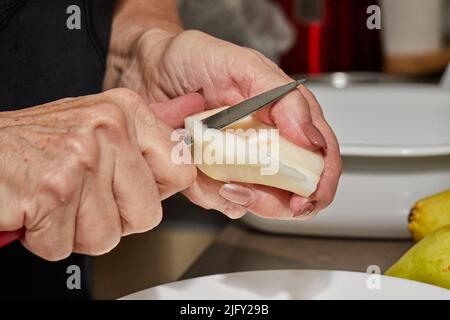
[409,190,450,241]
[386,225,450,290]
[184,107,324,197]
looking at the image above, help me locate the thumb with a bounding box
[253,78,327,151]
[148,93,205,128]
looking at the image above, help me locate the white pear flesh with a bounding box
[184,107,324,197]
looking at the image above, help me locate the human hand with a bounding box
[0,88,203,260]
[110,29,342,220]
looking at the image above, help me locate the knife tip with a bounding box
[295,79,307,87]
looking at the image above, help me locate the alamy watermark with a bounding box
[366,265,382,290]
[171,123,281,176]
[66,5,81,30]
[367,5,381,30]
[66,265,81,290]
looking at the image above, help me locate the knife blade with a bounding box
[202,79,306,130]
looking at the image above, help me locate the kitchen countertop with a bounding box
[94,194,230,299]
[182,221,414,279]
[94,194,415,299]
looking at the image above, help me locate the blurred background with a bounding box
[95,0,450,299]
[178,0,450,79]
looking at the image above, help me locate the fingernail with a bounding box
[293,202,315,218]
[219,184,254,206]
[301,122,327,149]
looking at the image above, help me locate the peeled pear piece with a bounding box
[386,225,450,290]
[409,190,450,242]
[184,107,324,197]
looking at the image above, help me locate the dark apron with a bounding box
[0,0,113,299]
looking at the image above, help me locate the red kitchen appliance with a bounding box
[277,0,383,75]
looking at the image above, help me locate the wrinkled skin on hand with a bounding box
[111,29,342,220]
[0,88,204,261]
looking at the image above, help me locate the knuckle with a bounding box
[42,167,78,205]
[40,249,72,262]
[222,203,247,220]
[130,204,163,233]
[101,89,154,132]
[174,165,197,190]
[123,205,163,236]
[76,234,121,256]
[94,102,128,130]
[182,188,213,210]
[74,207,122,256]
[137,202,163,233]
[247,48,279,69]
[105,87,141,102]
[177,29,210,42]
[28,240,72,262]
[103,88,145,114]
[65,135,99,171]
[88,102,131,142]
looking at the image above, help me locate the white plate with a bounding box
[121,270,450,300]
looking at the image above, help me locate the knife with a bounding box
[0,79,306,248]
[181,79,306,146]
[203,79,306,130]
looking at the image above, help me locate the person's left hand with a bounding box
[105,29,342,220]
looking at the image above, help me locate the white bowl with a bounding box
[243,85,450,238]
[121,270,450,300]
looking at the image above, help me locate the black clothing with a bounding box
[0,0,113,299]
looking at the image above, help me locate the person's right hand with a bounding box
[0,88,204,261]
